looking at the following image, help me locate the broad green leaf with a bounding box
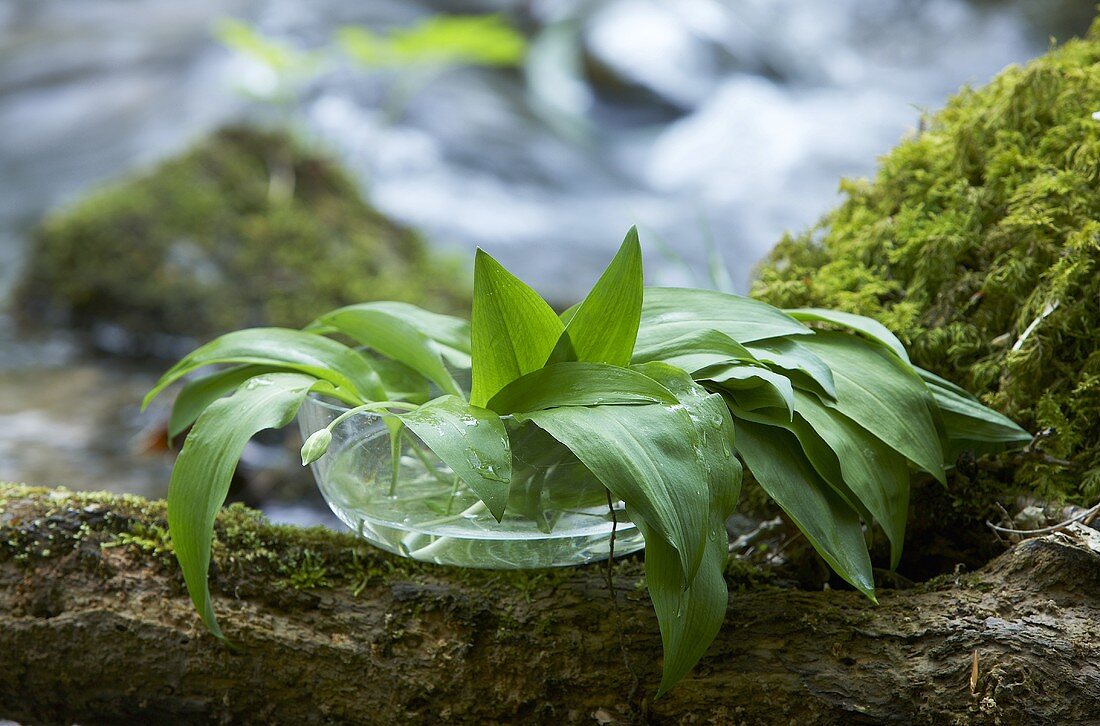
[700,364,794,420]
[918,367,1031,458]
[795,332,945,483]
[793,390,910,569]
[518,403,709,583]
[486,362,677,415]
[632,328,758,374]
[309,306,462,397]
[632,362,742,514]
[637,288,811,354]
[546,227,643,367]
[785,308,910,363]
[469,249,564,407]
[365,354,430,403]
[745,339,836,400]
[167,365,280,442]
[144,328,382,408]
[734,393,910,569]
[168,373,325,638]
[734,419,875,599]
[631,504,731,696]
[397,395,512,521]
[350,301,472,366]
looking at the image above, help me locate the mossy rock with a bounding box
[16,126,470,350]
[752,19,1100,508]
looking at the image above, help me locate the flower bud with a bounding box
[300,429,332,466]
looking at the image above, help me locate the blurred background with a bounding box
[0,0,1092,526]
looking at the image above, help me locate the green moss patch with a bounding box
[752,20,1100,506]
[17,126,470,345]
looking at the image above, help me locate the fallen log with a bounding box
[2,483,1099,724]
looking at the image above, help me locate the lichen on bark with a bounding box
[752,19,1100,507]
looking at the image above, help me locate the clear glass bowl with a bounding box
[298,396,644,568]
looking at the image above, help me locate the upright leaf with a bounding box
[796,332,945,483]
[144,328,382,408]
[486,362,677,415]
[168,373,325,638]
[310,305,462,397]
[546,227,643,366]
[469,249,564,407]
[785,308,910,363]
[637,288,811,353]
[397,395,512,521]
[734,419,875,599]
[518,404,709,583]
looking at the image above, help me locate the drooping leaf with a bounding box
[486,362,677,415]
[917,367,1031,458]
[793,390,910,568]
[733,418,875,599]
[795,332,945,483]
[309,305,462,397]
[631,504,732,696]
[745,339,836,400]
[518,403,709,582]
[637,288,811,354]
[469,249,564,407]
[733,392,910,569]
[785,308,910,363]
[168,373,326,638]
[144,328,382,408]
[700,364,794,420]
[633,328,758,374]
[546,226,643,367]
[167,365,280,442]
[344,301,472,367]
[397,395,512,521]
[365,353,431,403]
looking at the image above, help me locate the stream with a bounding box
[0,0,1070,523]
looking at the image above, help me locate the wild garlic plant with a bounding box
[146,227,1030,693]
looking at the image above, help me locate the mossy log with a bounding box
[3,484,1100,724]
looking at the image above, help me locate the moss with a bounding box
[752,20,1100,509]
[16,126,470,346]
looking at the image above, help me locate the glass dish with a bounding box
[297,396,645,568]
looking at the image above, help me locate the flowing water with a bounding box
[0,0,1070,521]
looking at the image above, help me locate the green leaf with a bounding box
[309,305,462,397]
[637,288,811,354]
[365,354,430,404]
[546,227,643,367]
[795,332,945,483]
[917,367,1031,458]
[168,373,325,638]
[167,365,280,442]
[345,301,472,367]
[632,328,758,374]
[469,249,564,407]
[145,328,383,408]
[518,403,709,583]
[785,308,910,363]
[745,339,836,400]
[733,419,875,600]
[700,364,794,420]
[793,390,910,569]
[397,395,512,521]
[486,362,677,415]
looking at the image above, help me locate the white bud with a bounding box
[300,429,332,466]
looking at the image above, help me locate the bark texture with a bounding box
[2,483,1099,725]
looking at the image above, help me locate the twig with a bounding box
[986,500,1100,537]
[604,489,639,700]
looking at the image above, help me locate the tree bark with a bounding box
[2,483,1099,725]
